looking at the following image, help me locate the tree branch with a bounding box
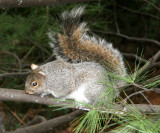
[144,0,160,12]
[1,51,22,73]
[20,116,46,128]
[0,0,97,8]
[136,50,160,75]
[117,5,160,20]
[123,53,148,63]
[0,88,61,106]
[0,113,5,133]
[94,30,160,47]
[7,110,85,133]
[113,3,120,34]
[0,88,160,113]
[0,72,30,79]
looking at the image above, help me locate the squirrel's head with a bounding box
[25,64,46,95]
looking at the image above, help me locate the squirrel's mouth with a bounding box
[25,89,34,94]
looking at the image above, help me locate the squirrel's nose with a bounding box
[25,89,34,94]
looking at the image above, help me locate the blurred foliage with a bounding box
[0,0,160,131]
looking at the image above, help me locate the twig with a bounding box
[27,39,50,55]
[123,53,147,63]
[132,83,149,91]
[21,45,35,63]
[43,55,55,64]
[151,61,160,68]
[7,110,85,133]
[0,0,97,8]
[144,0,160,12]
[122,89,146,103]
[20,116,46,128]
[94,30,160,47]
[0,112,5,133]
[0,88,159,113]
[140,91,152,105]
[99,114,114,133]
[2,103,25,125]
[141,91,158,113]
[113,3,120,34]
[1,51,22,73]
[117,5,160,20]
[152,88,160,93]
[136,50,160,75]
[152,50,160,63]
[139,92,155,112]
[124,83,156,112]
[0,72,30,79]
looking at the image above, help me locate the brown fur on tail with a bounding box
[58,27,120,74]
[49,7,126,76]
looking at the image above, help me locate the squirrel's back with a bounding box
[48,7,126,77]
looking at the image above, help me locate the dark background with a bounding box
[0,0,160,132]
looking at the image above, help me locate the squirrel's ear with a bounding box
[38,71,46,76]
[31,64,39,70]
[36,71,46,79]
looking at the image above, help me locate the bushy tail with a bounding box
[48,7,126,77]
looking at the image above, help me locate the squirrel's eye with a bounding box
[32,82,38,87]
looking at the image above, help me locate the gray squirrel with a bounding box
[25,7,127,105]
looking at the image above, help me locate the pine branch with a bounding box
[0,0,97,8]
[0,88,159,113]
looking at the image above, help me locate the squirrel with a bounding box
[25,7,127,105]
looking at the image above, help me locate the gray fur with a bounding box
[25,59,113,104]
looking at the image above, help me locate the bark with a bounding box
[0,0,97,8]
[0,113,6,133]
[7,110,84,133]
[0,88,160,113]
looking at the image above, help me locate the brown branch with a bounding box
[144,0,160,12]
[113,3,120,34]
[0,88,61,106]
[0,72,30,79]
[0,113,5,133]
[8,110,85,133]
[27,39,50,55]
[153,88,160,93]
[117,5,160,20]
[0,0,97,8]
[136,50,160,75]
[152,51,160,63]
[133,83,155,112]
[122,89,147,102]
[99,114,114,133]
[2,103,25,125]
[20,116,46,128]
[0,88,160,113]
[94,30,160,47]
[123,53,147,63]
[43,55,55,63]
[1,51,22,73]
